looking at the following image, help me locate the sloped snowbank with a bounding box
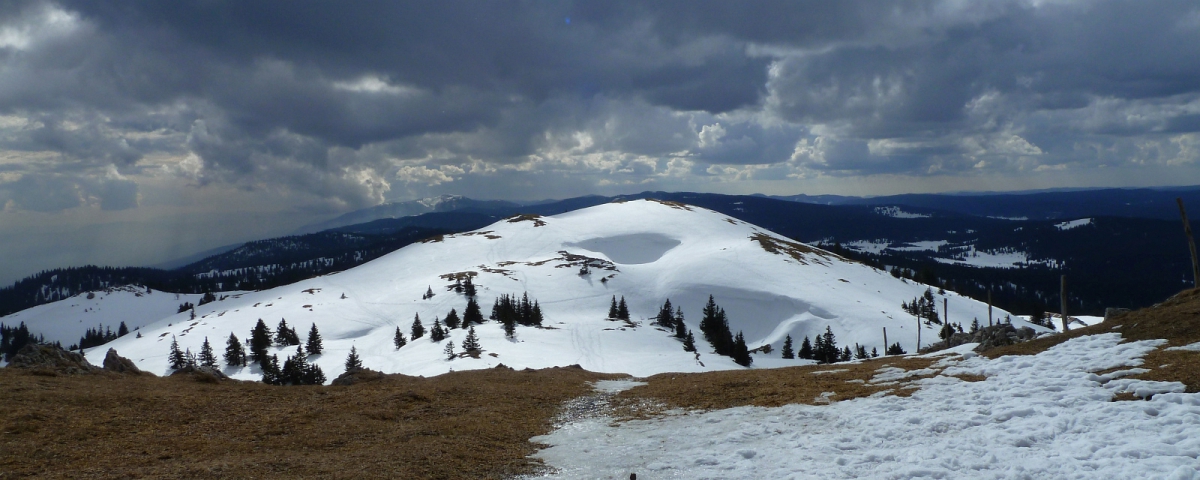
[529,333,1200,479]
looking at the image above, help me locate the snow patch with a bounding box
[532,333,1200,478]
[568,233,681,265]
[1055,218,1093,230]
[874,206,931,219]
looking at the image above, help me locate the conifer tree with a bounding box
[463,298,484,325]
[531,301,544,326]
[444,308,461,329]
[224,333,247,367]
[799,336,814,360]
[262,354,281,384]
[393,326,407,349]
[699,295,735,356]
[444,341,456,360]
[503,313,516,339]
[674,306,687,338]
[871,347,879,358]
[199,337,217,367]
[608,296,619,319]
[184,348,197,369]
[781,335,795,359]
[812,334,825,362]
[463,276,476,297]
[462,326,481,352]
[886,342,907,355]
[682,330,697,352]
[840,346,853,362]
[430,317,446,342]
[424,286,434,300]
[655,299,674,328]
[732,332,752,367]
[617,296,630,321]
[306,323,323,355]
[276,318,299,346]
[411,314,425,340]
[854,343,868,360]
[118,321,129,337]
[820,326,839,364]
[168,335,186,370]
[344,346,363,372]
[249,319,272,365]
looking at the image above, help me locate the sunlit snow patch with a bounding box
[874,206,931,219]
[1055,218,1093,230]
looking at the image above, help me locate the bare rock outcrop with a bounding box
[7,344,97,374]
[102,348,146,374]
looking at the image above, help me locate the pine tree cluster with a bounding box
[902,288,942,325]
[697,295,752,366]
[275,319,300,346]
[607,296,631,321]
[491,292,544,338]
[76,323,124,350]
[264,345,325,385]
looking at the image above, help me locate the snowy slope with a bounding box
[530,333,1200,479]
[7,200,1035,381]
[0,286,208,347]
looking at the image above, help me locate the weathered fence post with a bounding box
[883,327,888,355]
[1178,198,1200,289]
[1060,275,1070,332]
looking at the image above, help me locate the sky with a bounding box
[1,0,1199,286]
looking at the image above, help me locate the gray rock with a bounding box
[7,344,96,374]
[102,348,145,374]
[331,368,385,386]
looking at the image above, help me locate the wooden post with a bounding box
[987,286,993,327]
[1060,274,1069,332]
[882,327,888,355]
[915,315,921,352]
[944,298,948,328]
[1178,198,1200,289]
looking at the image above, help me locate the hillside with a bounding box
[43,200,1028,380]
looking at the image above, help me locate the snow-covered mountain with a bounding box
[7,199,1041,380]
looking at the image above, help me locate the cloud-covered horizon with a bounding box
[1,0,1199,284]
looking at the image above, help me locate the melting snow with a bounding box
[529,333,1200,479]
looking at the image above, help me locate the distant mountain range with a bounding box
[4,188,1199,321]
[766,186,1200,221]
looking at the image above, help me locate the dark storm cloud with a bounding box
[0,0,1198,214]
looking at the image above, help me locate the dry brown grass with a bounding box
[0,366,620,479]
[614,356,947,416]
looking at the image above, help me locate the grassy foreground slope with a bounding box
[0,366,618,479]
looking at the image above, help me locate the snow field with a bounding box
[4,200,1029,381]
[530,333,1200,479]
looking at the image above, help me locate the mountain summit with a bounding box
[72,199,1030,380]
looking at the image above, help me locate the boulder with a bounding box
[331,368,386,386]
[102,348,145,374]
[7,344,96,374]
